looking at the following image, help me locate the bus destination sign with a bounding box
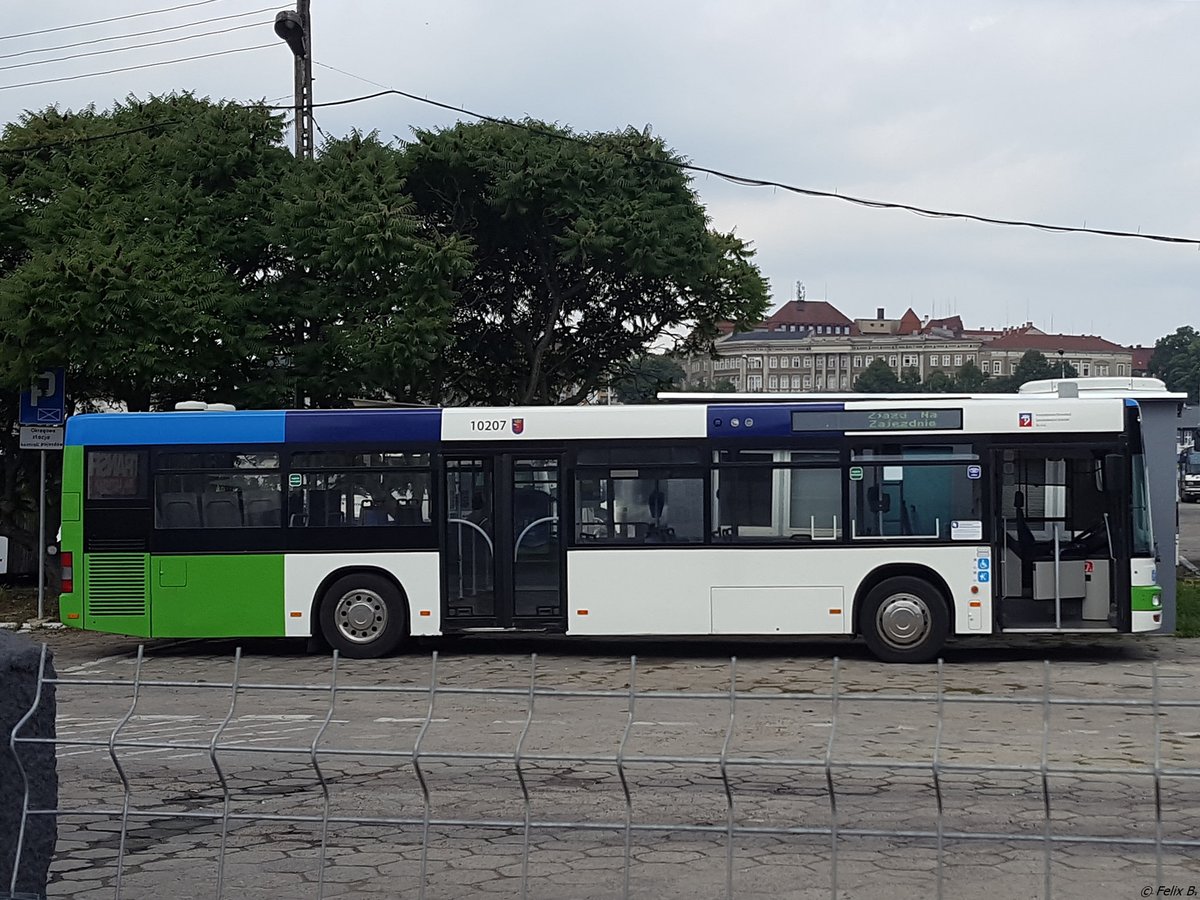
[791,408,964,432]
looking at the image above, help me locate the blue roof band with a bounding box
[707,403,844,438]
[66,411,286,446]
[284,409,442,444]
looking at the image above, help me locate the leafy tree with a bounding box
[1149,326,1200,402]
[0,95,293,410]
[954,360,989,392]
[924,369,956,393]
[854,358,900,392]
[610,353,685,403]
[267,131,471,407]
[988,350,1077,392]
[685,376,737,393]
[899,367,923,390]
[397,119,770,404]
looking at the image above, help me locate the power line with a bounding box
[0,0,226,42]
[4,69,1199,250]
[0,6,277,62]
[0,21,268,73]
[0,43,276,92]
[0,120,182,154]
[310,63,1200,249]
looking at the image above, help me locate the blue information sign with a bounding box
[19,369,66,426]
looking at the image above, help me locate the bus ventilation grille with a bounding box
[85,554,148,617]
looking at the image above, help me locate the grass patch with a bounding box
[1178,579,1200,638]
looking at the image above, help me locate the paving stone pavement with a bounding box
[15,629,1200,898]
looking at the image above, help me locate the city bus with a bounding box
[58,396,1162,662]
[1181,450,1200,502]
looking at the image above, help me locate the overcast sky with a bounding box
[3,1,1198,347]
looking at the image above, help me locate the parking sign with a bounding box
[19,368,66,426]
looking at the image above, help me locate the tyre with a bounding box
[317,573,407,659]
[860,576,949,663]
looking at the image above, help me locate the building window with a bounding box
[954,354,962,367]
[853,356,862,368]
[1081,364,1090,376]
[768,375,779,389]
[750,358,762,369]
[889,355,898,367]
[966,354,975,363]
[840,375,849,389]
[748,374,762,390]
[792,356,801,368]
[841,355,850,365]
[803,374,812,388]
[769,356,778,369]
[1098,365,1109,376]
[982,360,991,373]
[804,357,812,368]
[816,375,824,389]
[1118,364,1127,376]
[942,355,951,366]
[780,357,790,369]
[865,356,873,365]
[903,354,917,367]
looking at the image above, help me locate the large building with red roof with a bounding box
[683,300,1134,392]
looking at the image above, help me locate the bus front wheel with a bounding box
[318,573,407,659]
[860,576,948,664]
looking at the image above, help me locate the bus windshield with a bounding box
[1184,451,1200,475]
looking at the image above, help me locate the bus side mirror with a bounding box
[867,486,891,514]
[1105,453,1127,494]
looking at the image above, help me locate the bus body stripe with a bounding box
[65,411,285,446]
[283,409,442,444]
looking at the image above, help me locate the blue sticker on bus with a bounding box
[967,465,981,479]
[977,571,990,583]
[976,558,990,570]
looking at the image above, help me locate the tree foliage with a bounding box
[1150,326,1200,402]
[987,350,1077,392]
[610,354,685,403]
[398,120,770,404]
[853,358,901,393]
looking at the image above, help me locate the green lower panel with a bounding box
[151,554,285,638]
[1131,585,1162,612]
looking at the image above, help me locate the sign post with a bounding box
[19,369,66,622]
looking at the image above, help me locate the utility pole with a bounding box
[275,2,313,408]
[274,1,313,161]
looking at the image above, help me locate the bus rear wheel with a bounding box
[318,573,407,659]
[860,576,948,664]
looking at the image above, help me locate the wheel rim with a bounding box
[333,588,387,644]
[875,592,931,650]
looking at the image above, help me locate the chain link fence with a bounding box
[8,644,1200,899]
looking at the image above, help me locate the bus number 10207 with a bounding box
[469,419,508,432]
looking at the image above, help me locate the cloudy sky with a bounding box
[3,1,1197,347]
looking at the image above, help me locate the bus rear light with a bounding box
[60,552,73,594]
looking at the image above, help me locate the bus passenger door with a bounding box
[441,454,564,631]
[992,447,1125,631]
